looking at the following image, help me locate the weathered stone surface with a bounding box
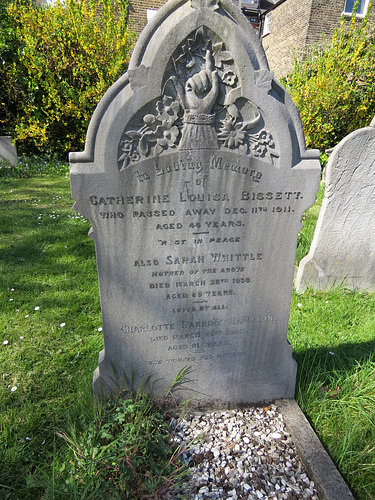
[0,136,18,165]
[70,0,320,405]
[296,117,375,292]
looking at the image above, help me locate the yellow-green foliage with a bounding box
[4,0,135,155]
[282,1,375,151]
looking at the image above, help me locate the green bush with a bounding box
[282,1,375,152]
[2,0,135,157]
[0,0,25,130]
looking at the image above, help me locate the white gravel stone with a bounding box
[271,432,282,440]
[169,404,320,499]
[243,483,251,492]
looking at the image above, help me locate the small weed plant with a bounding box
[50,387,189,499]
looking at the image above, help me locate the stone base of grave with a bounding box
[0,136,18,165]
[276,399,355,500]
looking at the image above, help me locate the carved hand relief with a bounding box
[118,27,279,170]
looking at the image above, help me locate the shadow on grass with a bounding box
[294,339,375,376]
[293,340,375,500]
[293,338,375,413]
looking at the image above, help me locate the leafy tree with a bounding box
[2,0,135,156]
[282,1,375,153]
[0,0,28,132]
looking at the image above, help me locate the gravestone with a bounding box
[70,0,320,406]
[0,136,18,165]
[296,116,375,292]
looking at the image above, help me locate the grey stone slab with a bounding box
[0,136,18,165]
[296,118,375,292]
[277,399,355,500]
[70,0,320,405]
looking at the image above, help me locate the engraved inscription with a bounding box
[137,313,278,365]
[91,170,306,351]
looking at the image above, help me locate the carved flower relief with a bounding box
[249,129,279,163]
[118,95,181,168]
[258,130,274,146]
[218,118,247,149]
[155,96,180,129]
[157,126,180,149]
[253,142,267,157]
[118,140,140,169]
[251,130,275,158]
[221,71,237,87]
[218,115,280,163]
[117,28,280,169]
[142,97,180,153]
[118,28,242,169]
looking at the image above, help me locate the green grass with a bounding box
[290,185,375,499]
[295,182,324,266]
[0,160,189,499]
[289,289,375,499]
[0,160,374,499]
[0,165,102,498]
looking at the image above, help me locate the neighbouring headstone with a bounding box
[70,0,320,406]
[0,136,18,165]
[296,116,375,292]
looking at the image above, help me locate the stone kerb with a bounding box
[70,0,320,406]
[296,116,375,292]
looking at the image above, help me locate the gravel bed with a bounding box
[169,404,319,499]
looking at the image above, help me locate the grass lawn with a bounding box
[0,161,374,499]
[0,168,102,498]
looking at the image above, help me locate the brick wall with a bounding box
[306,0,343,46]
[261,0,314,79]
[307,0,375,46]
[128,0,167,35]
[262,0,375,79]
